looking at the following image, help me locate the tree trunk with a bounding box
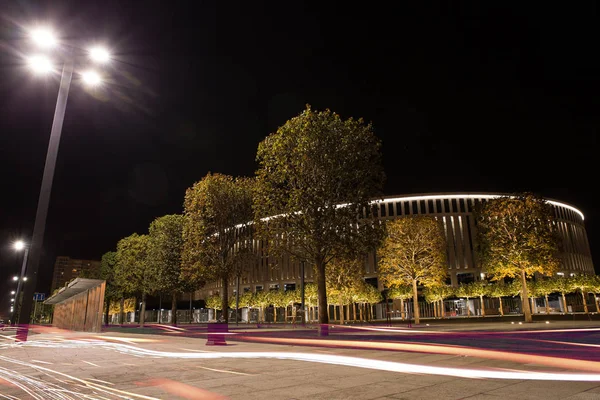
[359,304,364,321]
[581,291,589,314]
[520,269,533,323]
[400,298,405,320]
[316,258,329,325]
[480,295,486,317]
[274,307,277,323]
[412,279,420,324]
[354,303,358,321]
[562,293,568,314]
[339,295,344,325]
[595,293,600,314]
[285,306,288,324]
[498,297,504,316]
[140,292,147,327]
[439,300,444,319]
[545,294,550,314]
[119,297,125,324]
[104,300,110,326]
[171,292,178,325]
[530,297,536,314]
[221,275,229,323]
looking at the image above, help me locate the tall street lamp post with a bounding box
[17,27,110,332]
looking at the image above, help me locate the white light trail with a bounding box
[6,339,600,382]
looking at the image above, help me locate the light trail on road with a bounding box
[4,338,600,382]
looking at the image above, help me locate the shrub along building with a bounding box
[195,193,594,309]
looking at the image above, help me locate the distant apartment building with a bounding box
[51,256,101,292]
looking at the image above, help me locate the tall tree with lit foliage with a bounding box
[378,216,447,324]
[181,173,254,321]
[254,106,385,329]
[114,233,152,326]
[147,214,197,325]
[476,193,560,323]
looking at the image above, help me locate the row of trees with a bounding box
[91,106,592,329]
[205,282,383,323]
[203,274,600,324]
[85,214,193,326]
[92,106,386,329]
[419,275,600,317]
[377,193,570,324]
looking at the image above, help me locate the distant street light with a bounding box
[17,25,112,331]
[12,241,29,324]
[11,291,15,295]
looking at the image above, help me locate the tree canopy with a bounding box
[114,233,151,326]
[147,214,195,325]
[378,216,447,324]
[476,193,560,322]
[254,106,385,325]
[181,173,255,317]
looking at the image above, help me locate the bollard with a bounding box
[206,323,227,345]
[318,324,329,337]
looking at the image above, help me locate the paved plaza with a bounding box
[2,320,600,399]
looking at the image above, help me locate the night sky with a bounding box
[1,2,598,314]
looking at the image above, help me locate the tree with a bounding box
[181,173,254,322]
[254,291,273,323]
[467,281,491,317]
[488,282,512,316]
[326,256,364,325]
[114,233,152,326]
[304,283,319,322]
[270,290,288,323]
[570,275,594,314]
[378,216,447,324]
[254,106,385,327]
[551,276,574,314]
[353,282,383,321]
[284,290,301,323]
[387,285,412,320]
[532,279,555,314]
[456,284,476,317]
[205,295,221,321]
[476,193,560,323]
[422,285,454,319]
[147,214,196,326]
[589,275,600,313]
[238,291,255,323]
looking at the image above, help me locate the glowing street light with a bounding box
[89,47,110,63]
[19,25,114,330]
[11,291,15,295]
[10,299,14,302]
[12,276,18,281]
[28,55,53,74]
[81,70,101,86]
[14,241,25,251]
[30,27,57,48]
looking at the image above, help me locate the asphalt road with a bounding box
[1,321,600,399]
